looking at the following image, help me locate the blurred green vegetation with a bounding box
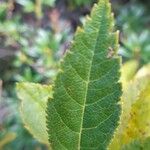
[117,1,150,65]
[0,0,150,150]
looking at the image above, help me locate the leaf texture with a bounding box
[16,83,52,145]
[46,0,122,149]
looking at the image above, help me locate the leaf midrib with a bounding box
[78,20,106,150]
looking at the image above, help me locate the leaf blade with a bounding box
[47,0,122,149]
[16,82,52,144]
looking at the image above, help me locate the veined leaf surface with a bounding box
[47,0,122,149]
[17,83,52,145]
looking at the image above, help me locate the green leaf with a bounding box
[16,82,52,145]
[46,0,122,149]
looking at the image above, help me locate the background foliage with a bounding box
[0,0,150,150]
